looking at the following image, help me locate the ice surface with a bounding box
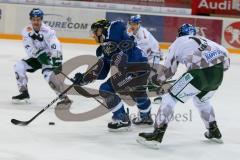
[0,39,240,160]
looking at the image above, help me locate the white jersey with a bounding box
[157,35,230,82]
[22,23,61,59]
[128,26,162,59]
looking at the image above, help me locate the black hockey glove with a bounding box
[74,70,98,86]
[96,45,103,58]
[74,73,85,85]
[151,74,173,94]
[29,32,44,41]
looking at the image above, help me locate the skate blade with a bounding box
[152,98,162,104]
[56,102,73,110]
[207,138,224,144]
[12,98,31,104]
[108,126,132,132]
[136,137,161,149]
[133,124,153,129]
[56,99,73,106]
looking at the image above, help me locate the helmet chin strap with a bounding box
[133,24,140,35]
[97,35,102,43]
[93,27,107,43]
[32,22,42,33]
[97,34,105,43]
[33,26,41,33]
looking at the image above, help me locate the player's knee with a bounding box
[161,93,177,108]
[99,82,114,98]
[193,96,213,113]
[43,70,53,82]
[14,60,26,74]
[44,71,62,92]
[99,82,121,109]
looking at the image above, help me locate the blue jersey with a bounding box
[97,20,148,79]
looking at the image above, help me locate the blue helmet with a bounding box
[129,15,142,24]
[177,24,196,37]
[29,8,44,19]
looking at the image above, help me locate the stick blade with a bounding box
[11,119,29,126]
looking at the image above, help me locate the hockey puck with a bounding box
[49,122,55,125]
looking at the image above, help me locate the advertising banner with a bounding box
[106,12,222,44]
[0,3,238,52]
[192,0,240,16]
[12,5,105,39]
[77,0,191,8]
[65,0,192,15]
[162,16,222,44]
[222,19,240,49]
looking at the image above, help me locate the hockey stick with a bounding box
[60,72,99,98]
[61,72,176,98]
[60,72,108,108]
[11,84,74,126]
[11,63,99,126]
[61,72,141,97]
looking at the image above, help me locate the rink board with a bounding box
[0,3,240,53]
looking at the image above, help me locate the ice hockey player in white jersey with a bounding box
[128,15,164,102]
[137,24,230,148]
[12,8,71,105]
[128,15,163,65]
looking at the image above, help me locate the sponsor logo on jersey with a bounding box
[204,50,224,62]
[170,73,193,96]
[224,21,240,48]
[117,75,133,88]
[178,92,196,99]
[43,14,89,31]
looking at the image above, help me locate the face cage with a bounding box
[30,16,43,20]
[91,27,105,43]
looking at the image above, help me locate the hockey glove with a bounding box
[29,32,44,41]
[51,50,63,75]
[36,51,51,65]
[96,45,103,58]
[74,70,98,86]
[74,73,86,86]
[51,56,62,74]
[151,74,172,94]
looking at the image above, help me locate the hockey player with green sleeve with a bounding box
[137,24,230,148]
[12,8,71,105]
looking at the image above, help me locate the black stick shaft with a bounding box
[28,84,74,123]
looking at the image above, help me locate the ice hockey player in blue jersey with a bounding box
[74,19,153,131]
